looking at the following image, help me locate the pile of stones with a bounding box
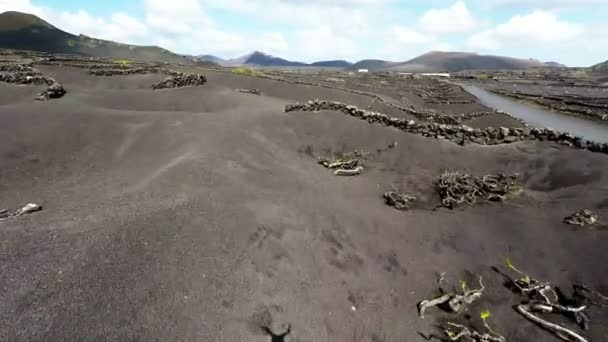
[563,209,599,227]
[87,68,160,76]
[0,63,67,100]
[36,81,66,101]
[284,99,608,154]
[152,73,207,90]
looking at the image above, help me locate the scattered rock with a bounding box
[564,209,599,227]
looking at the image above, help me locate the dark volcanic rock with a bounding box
[1,62,67,100]
[152,73,207,90]
[36,81,66,101]
[284,99,607,154]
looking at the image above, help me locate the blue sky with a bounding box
[1,0,607,66]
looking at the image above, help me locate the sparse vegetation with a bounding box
[383,187,416,210]
[113,59,132,66]
[318,150,367,176]
[504,258,606,342]
[436,171,522,209]
[231,67,259,76]
[418,276,485,318]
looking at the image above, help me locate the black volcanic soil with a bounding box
[1,60,608,341]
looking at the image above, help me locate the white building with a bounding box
[357,69,369,73]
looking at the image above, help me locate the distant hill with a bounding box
[191,54,226,64]
[544,61,567,68]
[0,11,189,63]
[591,59,608,72]
[389,51,547,72]
[225,51,307,67]
[218,52,352,68]
[350,59,397,71]
[310,60,352,68]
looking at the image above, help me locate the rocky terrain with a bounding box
[1,50,607,342]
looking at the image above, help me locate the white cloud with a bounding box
[293,26,361,61]
[144,0,211,34]
[0,0,39,14]
[467,10,584,50]
[419,1,478,34]
[53,11,148,43]
[392,26,436,45]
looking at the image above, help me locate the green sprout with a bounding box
[460,280,469,293]
[505,258,533,286]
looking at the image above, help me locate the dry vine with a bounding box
[318,150,368,176]
[443,320,505,342]
[504,259,595,342]
[384,186,417,210]
[418,276,485,319]
[437,171,522,209]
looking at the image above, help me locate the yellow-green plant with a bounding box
[505,257,532,285]
[231,67,258,76]
[114,59,132,66]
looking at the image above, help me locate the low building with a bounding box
[357,69,369,73]
[420,73,451,78]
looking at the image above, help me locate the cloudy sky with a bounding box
[1,0,607,66]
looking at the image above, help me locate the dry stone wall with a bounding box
[284,99,608,154]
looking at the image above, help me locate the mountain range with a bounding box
[193,52,353,68]
[0,11,188,63]
[591,59,608,72]
[0,10,588,72]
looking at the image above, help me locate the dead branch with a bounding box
[334,166,364,176]
[573,283,608,309]
[0,203,43,220]
[516,304,588,342]
[318,150,367,176]
[505,261,591,341]
[418,277,484,318]
[234,88,261,95]
[443,322,506,342]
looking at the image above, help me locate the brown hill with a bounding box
[390,51,548,72]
